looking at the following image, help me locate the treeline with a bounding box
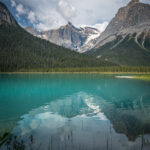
[0,24,115,72]
[87,34,150,66]
[1,24,150,73]
[19,67,150,73]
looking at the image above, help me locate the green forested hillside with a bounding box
[87,34,150,66]
[0,24,115,72]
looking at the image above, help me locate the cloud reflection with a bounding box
[2,92,148,150]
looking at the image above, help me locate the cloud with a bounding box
[58,0,76,21]
[92,22,109,32]
[80,22,109,32]
[35,23,48,31]
[16,3,27,15]
[28,11,36,23]
[141,0,150,4]
[10,0,16,7]
[34,8,66,31]
[35,23,51,31]
[7,0,150,31]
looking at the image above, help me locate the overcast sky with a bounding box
[1,0,150,31]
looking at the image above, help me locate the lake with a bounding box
[0,73,150,150]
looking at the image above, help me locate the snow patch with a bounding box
[85,31,101,45]
[116,76,133,79]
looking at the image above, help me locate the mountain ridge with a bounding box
[25,22,102,53]
[0,2,115,72]
[94,0,150,49]
[87,0,150,66]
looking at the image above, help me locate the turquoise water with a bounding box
[0,73,150,150]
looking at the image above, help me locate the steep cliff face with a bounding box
[41,22,87,51]
[87,0,150,66]
[25,22,101,52]
[95,0,150,48]
[0,2,17,26]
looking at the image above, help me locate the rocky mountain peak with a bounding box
[127,0,139,7]
[0,2,17,26]
[89,0,150,66]
[58,21,76,31]
[67,21,73,26]
[25,22,101,52]
[115,0,140,21]
[65,21,79,31]
[94,0,150,49]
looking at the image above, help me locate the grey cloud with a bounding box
[57,0,76,21]
[8,0,150,31]
[28,11,36,23]
[10,0,16,7]
[16,3,27,15]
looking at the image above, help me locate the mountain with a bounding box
[25,26,42,38]
[87,0,150,66]
[0,2,17,26]
[25,22,101,53]
[0,2,115,72]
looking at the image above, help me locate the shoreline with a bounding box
[0,72,150,74]
[0,72,149,81]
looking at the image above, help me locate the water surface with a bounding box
[0,73,150,150]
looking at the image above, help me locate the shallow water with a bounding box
[0,73,150,150]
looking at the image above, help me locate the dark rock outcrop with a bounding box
[0,2,17,26]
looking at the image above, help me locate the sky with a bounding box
[0,0,150,31]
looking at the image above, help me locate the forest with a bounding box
[0,24,150,73]
[0,24,116,72]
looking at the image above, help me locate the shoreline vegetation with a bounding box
[0,67,150,81]
[133,75,150,81]
[1,67,150,73]
[1,72,150,75]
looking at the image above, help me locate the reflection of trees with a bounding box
[1,90,150,149]
[0,134,25,150]
[48,92,150,141]
[100,96,150,141]
[1,91,150,150]
[0,122,16,142]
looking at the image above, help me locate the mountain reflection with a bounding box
[1,92,150,150]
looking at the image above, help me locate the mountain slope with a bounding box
[25,26,42,37]
[87,0,150,66]
[25,22,101,53]
[0,2,17,26]
[0,2,115,72]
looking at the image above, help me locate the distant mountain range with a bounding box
[0,2,114,72]
[87,0,150,66]
[25,22,101,53]
[24,0,150,66]
[0,0,150,69]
